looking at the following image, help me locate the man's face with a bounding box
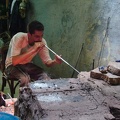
[28,30,43,46]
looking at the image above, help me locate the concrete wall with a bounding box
[26,0,120,78]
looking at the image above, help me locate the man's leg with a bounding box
[5,63,50,86]
[22,63,51,80]
[5,65,30,87]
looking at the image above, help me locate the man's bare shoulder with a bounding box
[12,32,28,46]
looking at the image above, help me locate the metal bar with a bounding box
[7,93,14,102]
[45,45,80,74]
[71,43,84,77]
[98,17,110,66]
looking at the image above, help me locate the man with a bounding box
[5,20,62,87]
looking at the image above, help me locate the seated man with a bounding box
[5,20,62,87]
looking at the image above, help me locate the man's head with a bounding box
[27,20,44,46]
[27,20,44,34]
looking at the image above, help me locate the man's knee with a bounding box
[38,72,51,80]
[19,75,30,87]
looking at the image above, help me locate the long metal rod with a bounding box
[45,45,80,74]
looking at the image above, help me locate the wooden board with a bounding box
[90,68,120,85]
[107,62,120,76]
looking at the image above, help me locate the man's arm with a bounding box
[12,42,44,66]
[45,55,62,67]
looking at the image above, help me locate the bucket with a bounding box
[0,112,19,120]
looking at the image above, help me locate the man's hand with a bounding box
[45,55,62,67]
[55,55,62,64]
[33,42,45,50]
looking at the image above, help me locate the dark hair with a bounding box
[27,20,44,34]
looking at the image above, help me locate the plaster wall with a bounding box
[27,0,120,78]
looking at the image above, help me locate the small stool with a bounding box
[1,72,19,98]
